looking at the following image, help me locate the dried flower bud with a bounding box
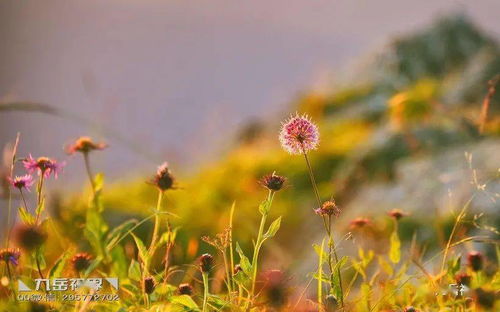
[199,253,214,273]
[403,307,418,312]
[260,173,286,192]
[151,162,175,191]
[315,201,341,217]
[455,272,471,286]
[143,276,156,294]
[66,137,107,155]
[350,217,370,229]
[325,294,338,312]
[467,251,483,272]
[71,253,93,272]
[0,248,21,266]
[178,283,194,295]
[233,264,243,275]
[473,288,495,309]
[388,209,408,220]
[14,224,47,251]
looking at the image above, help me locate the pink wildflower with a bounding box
[8,174,34,191]
[279,113,319,154]
[23,155,64,178]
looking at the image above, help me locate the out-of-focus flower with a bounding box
[199,253,214,273]
[150,162,176,191]
[8,174,34,191]
[0,248,21,266]
[143,277,156,294]
[315,201,341,217]
[279,113,319,154]
[66,136,107,155]
[473,288,495,309]
[467,251,483,272]
[455,272,472,286]
[178,283,194,295]
[23,155,64,179]
[324,294,338,312]
[261,270,289,309]
[388,209,408,220]
[71,253,93,273]
[260,173,286,192]
[403,307,418,312]
[350,217,371,229]
[14,224,47,251]
[233,264,243,275]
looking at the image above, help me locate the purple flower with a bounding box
[279,113,319,154]
[23,155,64,178]
[0,248,21,266]
[8,174,34,191]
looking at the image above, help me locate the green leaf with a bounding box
[447,256,461,277]
[389,231,401,264]
[35,197,45,222]
[235,243,252,275]
[105,219,138,251]
[378,256,394,276]
[94,172,105,193]
[110,245,128,278]
[128,259,141,282]
[258,199,270,216]
[131,233,149,268]
[49,252,69,278]
[263,217,281,240]
[171,295,201,311]
[18,207,35,225]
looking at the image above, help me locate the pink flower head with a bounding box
[8,174,34,191]
[279,113,319,154]
[350,217,371,229]
[23,155,64,178]
[66,136,107,155]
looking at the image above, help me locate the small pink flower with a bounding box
[279,113,319,154]
[8,174,34,191]
[23,155,64,178]
[350,217,371,229]
[66,136,107,155]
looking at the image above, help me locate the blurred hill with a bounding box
[57,15,499,274]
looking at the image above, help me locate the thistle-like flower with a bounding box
[315,201,341,217]
[350,217,370,229]
[14,224,47,251]
[279,113,319,154]
[66,136,107,155]
[199,253,214,273]
[467,251,483,272]
[8,174,34,191]
[260,173,286,192]
[178,283,194,295]
[150,162,176,191]
[143,276,156,294]
[71,253,93,273]
[0,248,21,266]
[23,155,64,179]
[388,209,408,220]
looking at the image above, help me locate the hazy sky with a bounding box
[1,0,499,185]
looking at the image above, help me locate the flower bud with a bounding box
[260,173,286,192]
[143,276,156,294]
[71,253,93,273]
[178,283,194,295]
[467,251,483,272]
[199,253,214,273]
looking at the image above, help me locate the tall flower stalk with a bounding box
[279,114,344,308]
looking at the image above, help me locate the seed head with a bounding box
[151,162,175,191]
[260,173,286,192]
[14,224,47,250]
[143,276,156,294]
[199,253,214,273]
[66,136,107,155]
[23,155,64,179]
[71,253,93,272]
[467,251,483,272]
[279,113,319,154]
[0,248,21,266]
[315,201,341,217]
[178,283,194,295]
[8,174,34,192]
[388,209,408,220]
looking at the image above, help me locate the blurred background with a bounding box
[1,0,499,295]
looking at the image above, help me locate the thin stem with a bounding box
[222,250,233,296]
[229,202,236,291]
[20,189,29,211]
[202,272,209,312]
[5,133,20,248]
[302,151,322,209]
[163,219,173,286]
[149,191,164,257]
[250,191,274,301]
[83,152,96,194]
[35,175,45,224]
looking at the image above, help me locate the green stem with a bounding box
[83,152,96,195]
[149,191,164,259]
[202,272,209,312]
[35,175,45,224]
[249,191,274,303]
[222,250,233,297]
[20,189,28,211]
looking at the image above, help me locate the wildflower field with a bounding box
[1,16,499,312]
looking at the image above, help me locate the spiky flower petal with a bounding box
[279,114,319,154]
[8,175,34,191]
[23,155,64,179]
[260,173,286,192]
[315,201,341,217]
